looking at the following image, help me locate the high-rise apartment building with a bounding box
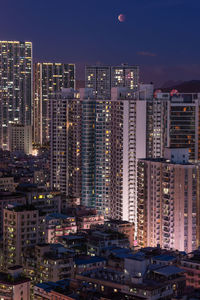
[34,62,75,145]
[0,41,32,150]
[50,89,81,198]
[137,148,200,253]
[85,65,139,98]
[80,87,147,221]
[154,91,200,162]
[68,96,82,199]
[50,90,69,195]
[49,86,157,222]
[126,90,200,231]
[50,87,140,220]
[80,88,111,216]
[50,85,200,232]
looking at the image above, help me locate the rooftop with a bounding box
[0,191,25,199]
[46,213,69,221]
[75,256,106,266]
[36,279,70,292]
[6,203,37,212]
[153,265,185,277]
[0,272,30,285]
[153,254,176,262]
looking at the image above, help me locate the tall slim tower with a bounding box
[0,41,32,150]
[34,63,75,145]
[85,65,139,98]
[80,88,112,216]
[50,90,69,194]
[50,89,81,198]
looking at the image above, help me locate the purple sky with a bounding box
[1,0,200,86]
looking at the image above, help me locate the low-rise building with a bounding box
[23,243,74,283]
[105,220,135,247]
[46,213,77,243]
[0,192,26,235]
[3,204,46,268]
[77,214,104,230]
[57,234,87,255]
[0,266,31,300]
[0,176,16,192]
[34,170,46,186]
[74,256,106,274]
[180,249,200,289]
[17,184,62,215]
[34,279,77,300]
[87,229,130,256]
[8,124,32,155]
[76,265,186,299]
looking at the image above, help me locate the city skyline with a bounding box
[1,0,200,86]
[1,1,200,297]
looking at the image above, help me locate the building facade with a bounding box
[34,63,75,145]
[137,148,200,253]
[3,204,46,267]
[0,41,32,150]
[8,123,32,154]
[154,91,200,162]
[85,65,139,98]
[50,89,81,197]
[0,267,31,300]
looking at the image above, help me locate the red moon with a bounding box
[118,14,126,22]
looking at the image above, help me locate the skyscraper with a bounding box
[34,62,75,145]
[50,90,69,195]
[50,89,81,198]
[137,148,200,253]
[0,41,32,150]
[85,65,139,98]
[80,87,144,221]
[80,88,112,216]
[50,87,140,220]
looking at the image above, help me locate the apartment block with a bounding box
[85,65,139,98]
[3,204,46,267]
[34,63,75,145]
[137,148,200,253]
[0,41,32,150]
[0,266,31,300]
[8,124,32,155]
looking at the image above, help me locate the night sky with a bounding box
[1,0,200,86]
